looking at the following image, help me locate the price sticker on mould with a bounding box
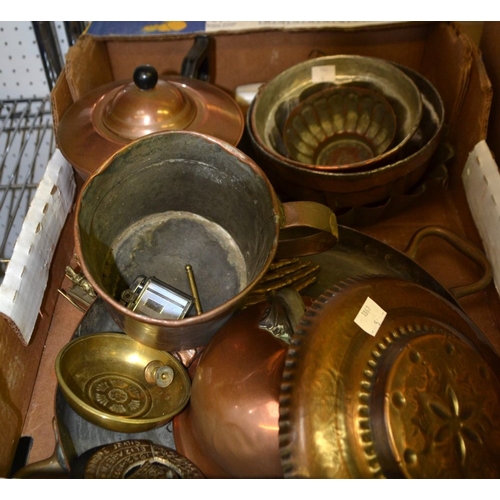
[311,65,336,83]
[354,296,387,336]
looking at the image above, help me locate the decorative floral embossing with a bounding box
[389,337,500,478]
[86,374,151,418]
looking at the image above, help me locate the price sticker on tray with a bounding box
[354,296,387,336]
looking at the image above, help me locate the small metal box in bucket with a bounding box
[75,131,337,351]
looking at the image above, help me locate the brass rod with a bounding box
[185,264,203,315]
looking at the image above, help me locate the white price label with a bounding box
[354,297,387,336]
[311,65,336,83]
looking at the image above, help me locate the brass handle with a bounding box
[276,201,338,258]
[403,225,492,299]
[13,418,70,478]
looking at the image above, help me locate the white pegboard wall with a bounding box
[0,21,69,100]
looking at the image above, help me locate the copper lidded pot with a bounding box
[57,64,245,179]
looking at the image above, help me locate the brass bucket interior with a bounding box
[76,131,278,319]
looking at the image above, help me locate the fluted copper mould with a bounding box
[282,85,397,171]
[57,64,245,179]
[74,131,338,352]
[55,333,191,433]
[248,61,444,210]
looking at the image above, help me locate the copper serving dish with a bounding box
[57,64,244,179]
[248,62,444,211]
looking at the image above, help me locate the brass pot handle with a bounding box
[276,201,339,258]
[403,225,492,299]
[13,418,70,478]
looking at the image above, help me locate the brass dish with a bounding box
[55,333,191,433]
[57,65,244,179]
[283,86,397,170]
[279,276,500,478]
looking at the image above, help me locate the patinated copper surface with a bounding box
[172,300,291,478]
[57,67,244,179]
[279,276,500,478]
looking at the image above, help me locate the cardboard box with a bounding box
[2,21,498,477]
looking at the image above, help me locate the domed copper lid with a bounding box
[279,276,500,479]
[57,65,244,179]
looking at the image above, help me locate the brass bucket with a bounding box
[74,131,337,351]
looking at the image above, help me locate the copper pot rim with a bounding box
[58,74,244,179]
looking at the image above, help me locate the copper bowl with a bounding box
[283,86,397,171]
[247,63,444,210]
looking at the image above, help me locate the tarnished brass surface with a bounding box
[55,333,191,433]
[279,276,500,478]
[58,69,244,179]
[83,440,204,478]
[283,86,397,170]
[248,62,444,211]
[75,131,338,351]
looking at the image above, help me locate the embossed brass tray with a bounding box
[56,333,191,433]
[279,276,500,478]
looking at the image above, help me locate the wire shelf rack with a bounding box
[0,97,55,281]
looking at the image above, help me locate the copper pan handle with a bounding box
[276,201,339,259]
[403,225,492,299]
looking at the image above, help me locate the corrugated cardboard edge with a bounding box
[0,150,75,345]
[462,140,500,300]
[84,20,420,41]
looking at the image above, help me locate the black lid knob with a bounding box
[133,65,158,90]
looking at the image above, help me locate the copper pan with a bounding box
[247,63,445,210]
